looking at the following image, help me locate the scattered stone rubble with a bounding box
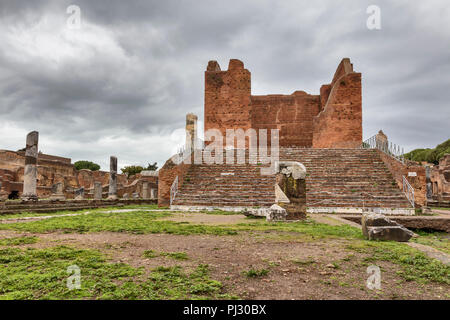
[361,213,415,242]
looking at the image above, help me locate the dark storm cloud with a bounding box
[0,0,449,169]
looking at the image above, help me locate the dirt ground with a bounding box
[1,211,448,300]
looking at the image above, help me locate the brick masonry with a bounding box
[204,58,362,148]
[377,150,426,207]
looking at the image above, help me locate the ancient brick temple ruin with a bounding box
[205,58,362,148]
[0,139,158,201]
[428,154,450,207]
[159,58,431,215]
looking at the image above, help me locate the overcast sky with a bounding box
[0,0,449,170]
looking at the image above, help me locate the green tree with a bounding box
[74,160,101,171]
[404,139,450,164]
[121,165,144,177]
[146,162,158,171]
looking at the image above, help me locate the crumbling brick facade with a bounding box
[204,58,362,148]
[0,149,157,200]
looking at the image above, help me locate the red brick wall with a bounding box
[205,59,252,139]
[251,92,320,147]
[204,58,363,149]
[377,150,426,207]
[312,59,362,148]
[158,157,191,207]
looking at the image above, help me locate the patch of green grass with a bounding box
[102,264,224,300]
[161,252,188,260]
[346,241,450,284]
[433,207,450,211]
[0,205,162,221]
[0,236,38,246]
[142,250,159,259]
[0,211,237,236]
[243,268,269,278]
[0,246,141,299]
[411,231,450,255]
[234,218,363,240]
[143,250,188,260]
[0,246,229,300]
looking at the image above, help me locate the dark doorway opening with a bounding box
[8,191,19,200]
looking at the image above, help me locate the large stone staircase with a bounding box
[280,148,412,210]
[171,148,413,212]
[172,161,276,208]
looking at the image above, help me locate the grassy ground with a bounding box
[0,207,448,300]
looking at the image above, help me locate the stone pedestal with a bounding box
[75,187,84,200]
[94,182,102,200]
[21,131,39,201]
[49,182,65,201]
[142,182,149,199]
[276,161,307,220]
[107,156,118,200]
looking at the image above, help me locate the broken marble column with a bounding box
[132,192,139,199]
[21,131,39,201]
[150,188,156,199]
[142,182,149,199]
[122,193,129,199]
[94,182,102,200]
[425,165,433,200]
[74,187,84,200]
[107,156,118,200]
[276,161,307,220]
[185,113,198,152]
[49,182,65,201]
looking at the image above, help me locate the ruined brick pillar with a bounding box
[107,156,118,200]
[21,131,39,201]
[204,59,252,142]
[312,58,362,148]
